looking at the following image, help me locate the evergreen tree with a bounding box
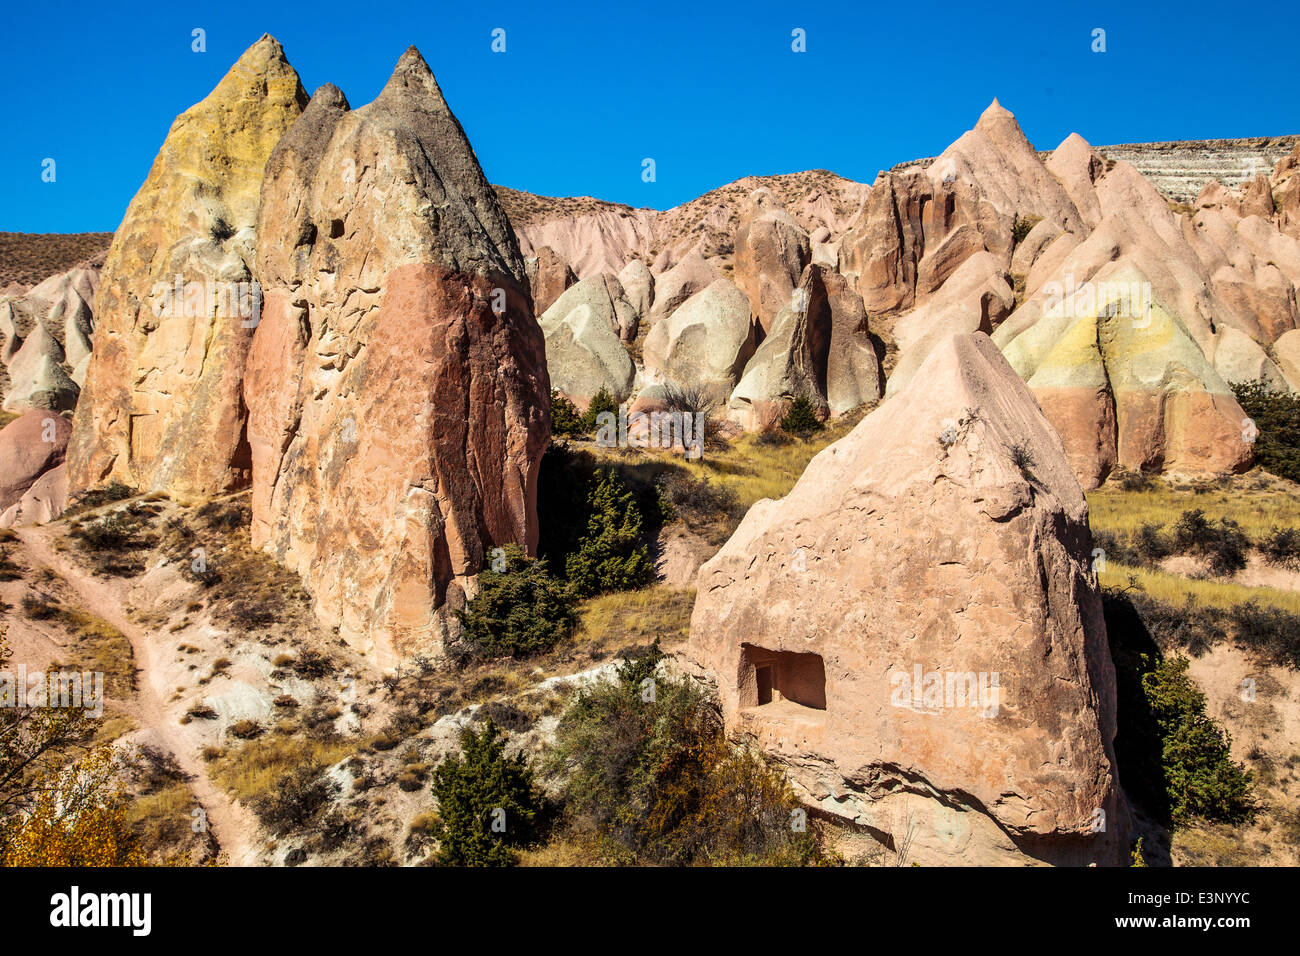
[456,545,576,658]
[580,385,620,433]
[566,469,653,598]
[430,719,541,866]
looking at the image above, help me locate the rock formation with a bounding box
[525,246,577,316]
[245,49,550,666]
[728,264,883,425]
[617,258,655,324]
[0,409,72,516]
[0,265,99,412]
[733,191,811,335]
[646,253,717,326]
[690,332,1126,866]
[66,35,308,502]
[1002,266,1252,487]
[538,274,637,403]
[642,278,756,401]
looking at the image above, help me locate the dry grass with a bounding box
[570,586,694,657]
[592,412,863,512]
[126,780,204,862]
[0,232,112,288]
[209,734,358,805]
[1088,473,1300,541]
[1100,562,1300,614]
[32,588,138,698]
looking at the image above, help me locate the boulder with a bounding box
[0,409,72,510]
[729,264,883,423]
[67,35,308,501]
[538,274,637,402]
[526,246,577,316]
[0,463,68,528]
[733,194,811,335]
[617,258,655,323]
[642,278,756,401]
[647,252,717,325]
[689,331,1127,866]
[246,49,550,666]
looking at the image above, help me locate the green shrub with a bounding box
[780,395,823,435]
[1141,656,1255,826]
[579,385,620,433]
[1103,587,1256,827]
[546,643,830,865]
[1011,214,1043,246]
[72,513,140,551]
[549,389,584,438]
[1171,509,1250,575]
[456,545,576,658]
[430,719,542,866]
[565,469,654,598]
[1133,523,1172,565]
[1233,381,1300,483]
[536,442,599,573]
[1260,527,1300,569]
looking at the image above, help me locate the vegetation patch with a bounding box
[1103,587,1257,828]
[1233,382,1300,483]
[543,643,836,866]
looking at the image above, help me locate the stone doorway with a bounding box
[740,645,826,711]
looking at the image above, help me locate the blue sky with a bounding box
[3,0,1297,232]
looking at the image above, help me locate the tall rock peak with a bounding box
[246,49,550,665]
[66,39,308,501]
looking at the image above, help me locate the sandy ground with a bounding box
[12,525,263,865]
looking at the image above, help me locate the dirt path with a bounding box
[14,525,261,865]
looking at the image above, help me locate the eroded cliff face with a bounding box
[67,35,308,502]
[245,50,550,667]
[689,333,1128,866]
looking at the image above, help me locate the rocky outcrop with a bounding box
[245,49,550,666]
[728,264,883,425]
[1272,143,1300,239]
[0,265,99,411]
[525,246,577,317]
[646,253,717,326]
[617,258,655,325]
[839,166,1008,318]
[1001,264,1253,487]
[0,463,68,528]
[67,35,309,502]
[886,251,1014,397]
[538,274,637,403]
[690,332,1126,866]
[642,278,756,401]
[0,409,71,513]
[4,323,77,412]
[1094,136,1298,205]
[733,192,811,335]
[1275,328,1300,391]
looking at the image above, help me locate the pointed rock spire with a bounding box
[67,37,309,501]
